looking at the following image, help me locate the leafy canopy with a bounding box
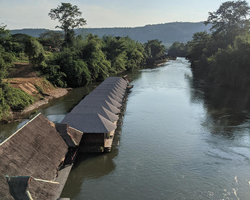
[49,3,86,38]
[205,0,250,43]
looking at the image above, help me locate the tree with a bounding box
[25,38,45,65]
[0,24,11,46]
[39,30,64,49]
[0,45,14,83]
[48,3,87,47]
[205,0,250,44]
[168,42,188,57]
[144,39,165,58]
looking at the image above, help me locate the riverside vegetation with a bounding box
[0,2,166,121]
[168,0,250,90]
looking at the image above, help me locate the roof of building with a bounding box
[61,113,117,133]
[100,82,127,90]
[70,105,119,123]
[103,77,128,86]
[0,114,68,199]
[77,99,120,114]
[6,176,60,200]
[84,95,122,108]
[55,124,83,147]
[91,89,123,98]
[87,91,122,103]
[98,82,126,90]
[95,85,125,96]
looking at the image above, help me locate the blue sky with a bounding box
[1,0,250,30]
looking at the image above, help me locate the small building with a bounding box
[61,113,117,152]
[70,105,119,124]
[0,114,69,199]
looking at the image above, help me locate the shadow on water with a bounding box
[61,134,120,199]
[186,74,250,137]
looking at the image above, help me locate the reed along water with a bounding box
[61,58,250,200]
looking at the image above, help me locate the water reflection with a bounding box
[61,134,120,199]
[187,75,250,136]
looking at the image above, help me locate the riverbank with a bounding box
[146,55,173,67]
[5,88,70,123]
[1,63,71,123]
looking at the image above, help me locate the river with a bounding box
[1,58,250,199]
[61,58,250,200]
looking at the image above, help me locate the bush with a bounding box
[2,83,34,111]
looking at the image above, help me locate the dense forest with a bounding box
[0,2,166,121]
[168,0,250,90]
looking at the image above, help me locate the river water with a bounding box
[1,58,250,199]
[61,58,250,200]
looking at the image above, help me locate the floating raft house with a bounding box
[0,76,133,199]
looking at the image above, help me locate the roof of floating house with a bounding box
[103,79,127,86]
[103,77,128,85]
[61,113,117,133]
[70,105,119,123]
[98,82,127,90]
[6,176,59,200]
[105,77,127,82]
[88,91,122,103]
[55,124,83,147]
[77,99,120,114]
[91,89,123,99]
[0,114,68,199]
[96,85,125,96]
[100,82,127,90]
[84,95,122,108]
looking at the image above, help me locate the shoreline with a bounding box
[3,88,70,123]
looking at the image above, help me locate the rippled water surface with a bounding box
[1,58,249,199]
[62,58,250,200]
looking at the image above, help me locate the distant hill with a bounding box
[10,22,211,46]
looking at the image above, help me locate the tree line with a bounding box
[0,2,166,120]
[168,0,250,90]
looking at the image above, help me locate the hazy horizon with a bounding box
[9,21,206,30]
[2,0,250,30]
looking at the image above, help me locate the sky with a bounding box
[1,0,250,30]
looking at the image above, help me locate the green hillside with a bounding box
[11,22,211,46]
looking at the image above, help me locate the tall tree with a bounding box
[205,0,250,44]
[39,30,64,49]
[48,3,87,47]
[144,39,165,58]
[25,38,45,65]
